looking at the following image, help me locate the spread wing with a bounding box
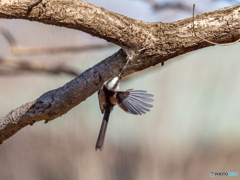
[116,89,154,115]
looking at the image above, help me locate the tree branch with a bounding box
[0,22,114,55]
[0,0,146,49]
[1,1,240,57]
[142,0,193,12]
[12,43,115,55]
[0,22,17,47]
[1,1,240,142]
[0,57,79,76]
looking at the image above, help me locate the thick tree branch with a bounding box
[0,0,148,49]
[1,1,240,58]
[1,1,240,142]
[0,49,127,143]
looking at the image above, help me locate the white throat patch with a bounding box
[107,77,120,90]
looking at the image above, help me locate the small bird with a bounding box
[96,75,154,151]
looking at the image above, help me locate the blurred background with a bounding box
[0,0,240,179]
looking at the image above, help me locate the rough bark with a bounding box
[0,0,240,143]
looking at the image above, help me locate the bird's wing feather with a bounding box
[98,90,105,114]
[116,89,154,115]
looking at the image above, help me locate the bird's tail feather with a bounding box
[95,107,111,151]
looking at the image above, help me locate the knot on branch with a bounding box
[28,100,52,114]
[27,92,54,115]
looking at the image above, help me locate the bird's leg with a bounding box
[119,47,144,77]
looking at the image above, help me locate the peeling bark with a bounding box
[0,0,240,142]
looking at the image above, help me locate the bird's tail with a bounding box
[95,107,111,151]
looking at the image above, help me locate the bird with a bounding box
[96,75,154,151]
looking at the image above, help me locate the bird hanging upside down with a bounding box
[96,76,154,151]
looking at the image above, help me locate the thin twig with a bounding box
[0,22,114,55]
[192,4,240,46]
[0,69,24,76]
[0,22,17,47]
[0,57,79,76]
[12,44,115,55]
[143,0,193,12]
